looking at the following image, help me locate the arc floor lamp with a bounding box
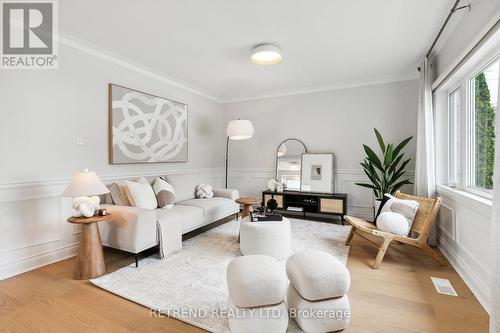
[225,119,254,188]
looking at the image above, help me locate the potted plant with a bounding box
[355,129,413,214]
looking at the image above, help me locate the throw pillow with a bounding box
[109,181,131,206]
[153,177,176,209]
[125,177,158,209]
[377,212,410,236]
[378,193,419,230]
[196,184,214,199]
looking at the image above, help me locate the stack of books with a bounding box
[250,211,283,222]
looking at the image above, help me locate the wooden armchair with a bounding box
[345,191,446,269]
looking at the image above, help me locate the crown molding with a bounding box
[56,33,223,103]
[56,33,419,105]
[221,74,418,103]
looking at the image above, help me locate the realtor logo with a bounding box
[1,0,58,69]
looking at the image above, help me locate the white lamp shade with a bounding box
[226,120,254,140]
[63,169,109,197]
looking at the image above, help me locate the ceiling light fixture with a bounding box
[251,44,282,65]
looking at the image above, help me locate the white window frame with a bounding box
[446,52,499,199]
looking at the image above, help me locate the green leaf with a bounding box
[374,128,385,153]
[363,145,384,171]
[384,144,393,168]
[389,179,413,194]
[363,169,381,189]
[355,183,377,190]
[393,136,413,157]
[388,154,404,174]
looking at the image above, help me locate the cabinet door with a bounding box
[320,198,343,214]
[264,194,284,208]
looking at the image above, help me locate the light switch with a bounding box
[76,136,84,145]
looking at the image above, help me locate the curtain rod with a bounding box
[417,0,471,71]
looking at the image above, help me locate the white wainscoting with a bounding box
[436,185,492,313]
[228,168,415,221]
[0,168,224,281]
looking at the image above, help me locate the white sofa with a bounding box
[98,173,239,260]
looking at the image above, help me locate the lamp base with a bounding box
[72,196,101,218]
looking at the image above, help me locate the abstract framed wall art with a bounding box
[108,84,188,164]
[300,153,334,193]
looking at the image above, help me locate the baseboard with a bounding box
[0,244,78,280]
[438,237,490,314]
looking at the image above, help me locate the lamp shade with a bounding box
[62,169,109,197]
[226,119,254,140]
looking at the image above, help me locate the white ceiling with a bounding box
[59,0,453,102]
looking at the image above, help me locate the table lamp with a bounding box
[63,169,109,217]
[225,119,254,188]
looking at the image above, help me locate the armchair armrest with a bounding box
[213,188,239,201]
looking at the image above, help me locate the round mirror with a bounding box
[276,139,307,191]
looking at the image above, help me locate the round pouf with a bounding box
[239,216,293,260]
[227,255,287,308]
[286,250,350,301]
[286,250,351,332]
[377,211,410,236]
[226,255,288,333]
[287,284,350,333]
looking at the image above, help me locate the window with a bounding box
[469,59,499,192]
[446,55,499,197]
[448,88,460,185]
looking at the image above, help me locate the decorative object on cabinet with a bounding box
[108,84,188,164]
[275,139,307,190]
[300,153,334,193]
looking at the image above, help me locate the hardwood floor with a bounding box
[0,231,488,332]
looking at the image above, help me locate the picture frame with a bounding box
[108,83,188,164]
[300,153,334,193]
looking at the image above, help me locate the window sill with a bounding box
[436,185,492,216]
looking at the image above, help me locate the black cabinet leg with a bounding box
[135,254,139,268]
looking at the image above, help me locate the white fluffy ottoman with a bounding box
[286,250,351,332]
[226,255,288,333]
[239,216,293,260]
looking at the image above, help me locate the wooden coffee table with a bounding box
[67,214,111,280]
[235,197,261,218]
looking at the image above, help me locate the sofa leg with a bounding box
[135,254,139,268]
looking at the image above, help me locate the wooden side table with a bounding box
[67,214,111,280]
[235,197,261,218]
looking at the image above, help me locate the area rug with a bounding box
[90,218,351,332]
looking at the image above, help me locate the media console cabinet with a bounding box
[262,190,348,225]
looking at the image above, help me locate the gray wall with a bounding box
[223,80,419,171]
[0,41,225,280]
[223,79,419,218]
[0,43,225,185]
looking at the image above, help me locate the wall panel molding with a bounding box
[0,168,224,281]
[436,187,492,314]
[228,167,415,221]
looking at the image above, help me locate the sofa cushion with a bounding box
[125,177,157,209]
[109,181,132,206]
[167,204,205,233]
[153,177,176,209]
[177,197,239,222]
[165,173,201,202]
